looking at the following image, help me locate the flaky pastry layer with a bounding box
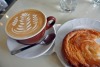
[62,29,100,67]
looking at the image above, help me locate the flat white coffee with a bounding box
[6,9,45,39]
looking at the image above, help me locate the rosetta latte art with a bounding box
[12,13,38,34]
[6,9,45,39]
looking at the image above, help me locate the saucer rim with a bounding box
[7,26,56,59]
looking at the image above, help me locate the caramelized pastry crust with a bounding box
[62,29,100,67]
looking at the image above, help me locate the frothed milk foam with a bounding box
[6,9,45,39]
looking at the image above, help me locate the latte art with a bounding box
[12,13,38,34]
[6,9,45,39]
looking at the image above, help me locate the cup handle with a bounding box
[46,16,56,30]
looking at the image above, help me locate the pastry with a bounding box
[62,29,100,67]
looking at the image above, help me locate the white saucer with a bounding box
[7,26,56,59]
[55,18,100,67]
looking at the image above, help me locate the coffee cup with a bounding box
[5,9,56,45]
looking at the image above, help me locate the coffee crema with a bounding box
[6,9,45,39]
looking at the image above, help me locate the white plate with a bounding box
[7,26,56,59]
[55,18,100,67]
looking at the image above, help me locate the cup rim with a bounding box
[5,9,47,40]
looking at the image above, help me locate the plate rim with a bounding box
[54,18,100,67]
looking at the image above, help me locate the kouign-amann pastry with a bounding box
[62,29,100,67]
